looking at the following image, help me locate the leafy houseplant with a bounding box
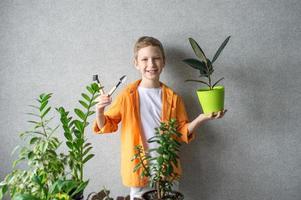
[183,36,231,114]
[0,93,73,200]
[132,119,184,200]
[56,83,100,200]
[0,83,101,200]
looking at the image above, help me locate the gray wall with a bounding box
[1,0,300,199]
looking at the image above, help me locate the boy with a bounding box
[93,36,227,199]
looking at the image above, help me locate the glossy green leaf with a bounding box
[183,58,207,73]
[188,38,207,63]
[212,36,231,64]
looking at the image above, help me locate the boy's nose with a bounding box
[148,59,155,66]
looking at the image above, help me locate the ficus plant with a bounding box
[0,93,72,200]
[132,119,182,200]
[183,36,231,90]
[56,83,101,196]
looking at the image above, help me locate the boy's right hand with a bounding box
[95,94,112,114]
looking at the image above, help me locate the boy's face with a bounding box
[134,45,165,82]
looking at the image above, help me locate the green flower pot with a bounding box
[197,85,224,114]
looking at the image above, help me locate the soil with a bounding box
[142,190,184,200]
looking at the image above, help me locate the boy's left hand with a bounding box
[199,109,227,122]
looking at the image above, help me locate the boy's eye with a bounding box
[142,58,148,61]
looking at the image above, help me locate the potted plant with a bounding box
[56,82,101,200]
[0,93,72,200]
[183,36,231,114]
[0,83,102,200]
[132,119,184,200]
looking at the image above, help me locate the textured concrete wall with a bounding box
[1,0,300,199]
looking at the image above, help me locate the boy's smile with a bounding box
[134,46,165,87]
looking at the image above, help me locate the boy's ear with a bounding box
[133,58,139,70]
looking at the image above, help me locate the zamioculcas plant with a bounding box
[56,83,101,199]
[183,36,231,90]
[183,36,231,114]
[132,119,184,200]
[0,93,70,200]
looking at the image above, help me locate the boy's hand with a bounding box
[95,94,112,114]
[199,109,227,122]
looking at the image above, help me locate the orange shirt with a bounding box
[93,80,195,187]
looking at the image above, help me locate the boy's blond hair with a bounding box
[134,36,165,61]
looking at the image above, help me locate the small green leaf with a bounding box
[81,93,91,102]
[79,100,89,109]
[66,141,73,149]
[64,130,72,140]
[74,108,86,120]
[83,154,94,163]
[73,120,84,132]
[27,120,39,124]
[91,101,98,107]
[84,142,92,148]
[91,83,100,92]
[88,111,95,116]
[41,107,51,118]
[40,100,48,111]
[74,129,81,138]
[0,184,8,199]
[83,146,93,156]
[30,137,39,145]
[86,86,94,94]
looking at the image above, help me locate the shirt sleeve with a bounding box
[93,92,123,134]
[176,96,195,143]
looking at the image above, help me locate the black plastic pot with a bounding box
[72,191,84,200]
[141,190,184,200]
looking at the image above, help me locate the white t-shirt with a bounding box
[138,86,162,152]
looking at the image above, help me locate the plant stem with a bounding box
[208,74,212,90]
[137,148,151,177]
